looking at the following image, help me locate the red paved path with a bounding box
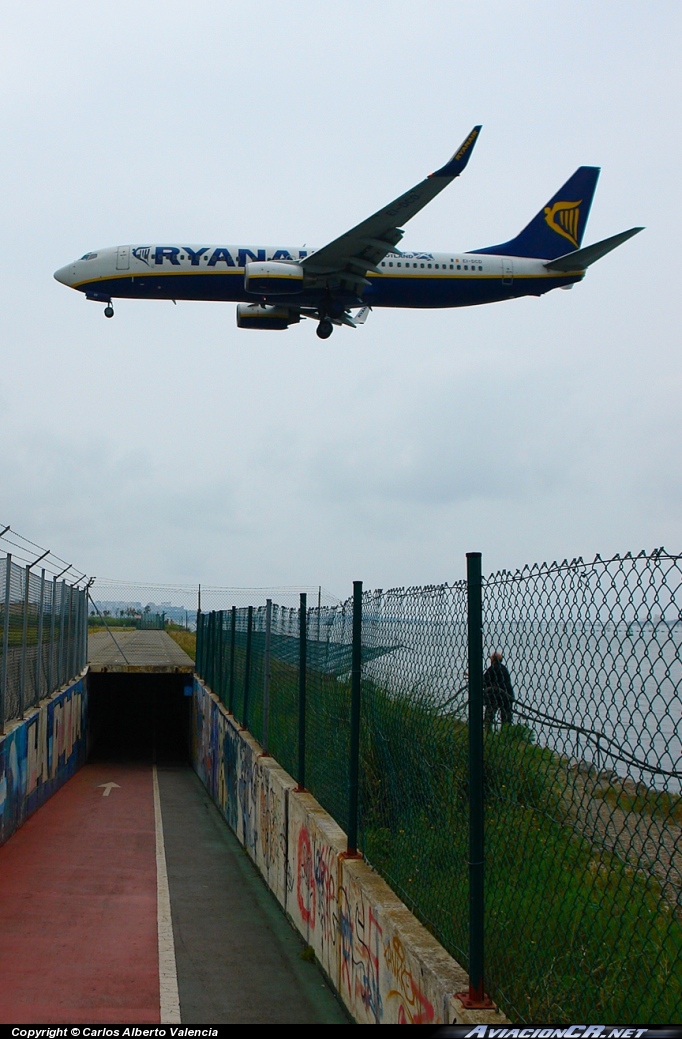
[0,763,159,1023]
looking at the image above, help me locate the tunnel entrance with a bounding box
[87,672,192,764]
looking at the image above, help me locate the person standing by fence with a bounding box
[482,651,514,729]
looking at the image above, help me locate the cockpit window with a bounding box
[80,252,98,260]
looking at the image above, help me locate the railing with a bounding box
[197,548,682,1023]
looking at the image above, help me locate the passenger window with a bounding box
[420,263,425,268]
[427,263,432,269]
[389,262,393,267]
[397,262,401,268]
[464,265,468,270]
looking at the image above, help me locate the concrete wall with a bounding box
[0,673,87,846]
[192,677,506,1026]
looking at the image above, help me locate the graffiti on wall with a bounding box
[337,886,438,1024]
[193,680,257,845]
[258,775,285,879]
[222,716,238,833]
[238,740,257,852]
[384,934,436,1024]
[339,884,383,1022]
[0,680,86,846]
[191,677,449,1025]
[296,825,316,925]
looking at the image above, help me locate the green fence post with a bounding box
[211,609,217,699]
[48,575,56,695]
[209,611,216,690]
[462,551,492,1008]
[67,584,76,686]
[347,580,363,856]
[228,606,236,714]
[243,606,253,729]
[1,554,11,733]
[19,564,30,716]
[217,610,225,703]
[195,613,203,677]
[214,611,221,695]
[57,580,66,687]
[263,599,272,753]
[82,587,89,672]
[205,613,212,688]
[35,569,45,706]
[68,584,76,682]
[296,593,307,789]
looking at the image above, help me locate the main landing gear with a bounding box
[104,303,114,319]
[316,317,333,340]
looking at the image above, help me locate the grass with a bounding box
[166,625,196,660]
[357,683,682,1024]
[1,618,80,648]
[197,648,682,1023]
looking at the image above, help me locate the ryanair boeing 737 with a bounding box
[54,127,642,339]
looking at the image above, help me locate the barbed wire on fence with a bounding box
[0,524,89,586]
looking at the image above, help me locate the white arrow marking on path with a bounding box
[97,782,121,797]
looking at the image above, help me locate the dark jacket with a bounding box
[482,660,514,702]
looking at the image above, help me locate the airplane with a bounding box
[54,126,642,339]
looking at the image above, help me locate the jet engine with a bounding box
[244,261,303,295]
[236,304,301,330]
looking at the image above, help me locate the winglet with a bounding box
[430,125,482,179]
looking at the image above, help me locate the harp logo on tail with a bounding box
[543,199,582,248]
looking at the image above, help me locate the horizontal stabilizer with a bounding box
[544,227,644,271]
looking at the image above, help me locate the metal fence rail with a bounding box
[197,548,682,1024]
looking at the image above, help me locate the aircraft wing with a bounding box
[301,126,481,288]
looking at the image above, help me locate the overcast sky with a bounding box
[1,1,679,598]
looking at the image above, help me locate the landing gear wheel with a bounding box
[104,305,114,319]
[316,318,333,340]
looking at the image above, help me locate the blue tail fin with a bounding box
[475,166,601,260]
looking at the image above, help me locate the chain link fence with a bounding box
[88,579,341,667]
[90,578,340,630]
[477,550,682,1022]
[1,549,89,730]
[196,549,682,1024]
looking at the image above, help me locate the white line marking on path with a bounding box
[97,782,120,796]
[153,765,181,1024]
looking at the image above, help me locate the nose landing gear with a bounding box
[104,303,114,319]
[316,317,333,340]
